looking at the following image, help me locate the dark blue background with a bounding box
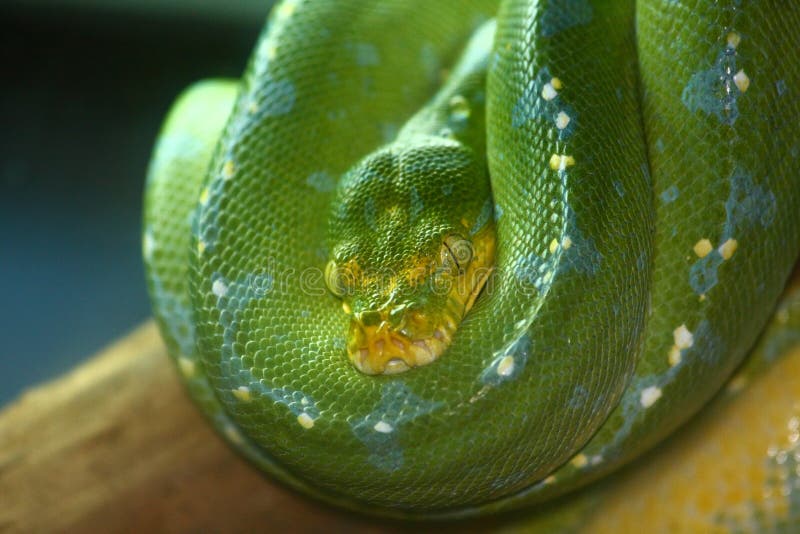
[0,3,269,404]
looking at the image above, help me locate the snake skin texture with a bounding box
[143,0,800,521]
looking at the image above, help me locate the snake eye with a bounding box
[325,260,351,297]
[442,235,473,274]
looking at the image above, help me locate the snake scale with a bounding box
[143,0,800,527]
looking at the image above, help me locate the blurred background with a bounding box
[1,0,273,405]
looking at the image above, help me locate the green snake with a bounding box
[143,0,800,523]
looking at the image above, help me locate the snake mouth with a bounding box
[342,224,496,375]
[347,318,456,375]
[346,267,492,375]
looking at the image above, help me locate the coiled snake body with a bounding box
[143,0,800,526]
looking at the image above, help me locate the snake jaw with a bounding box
[347,318,454,375]
[344,227,494,375]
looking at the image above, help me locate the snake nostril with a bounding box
[357,310,382,326]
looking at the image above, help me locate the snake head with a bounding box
[325,138,495,375]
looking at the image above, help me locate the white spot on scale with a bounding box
[555,111,571,130]
[232,386,252,402]
[718,238,738,260]
[373,421,394,434]
[673,324,694,350]
[199,187,210,205]
[297,412,315,429]
[734,70,750,93]
[549,154,575,171]
[640,386,662,408]
[222,160,236,180]
[496,355,515,377]
[727,32,741,49]
[212,279,228,298]
[541,77,563,101]
[571,454,588,468]
[693,238,713,258]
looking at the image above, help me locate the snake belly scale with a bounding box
[143,0,800,519]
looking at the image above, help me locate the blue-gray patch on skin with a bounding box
[613,180,625,197]
[515,252,558,294]
[306,171,336,193]
[192,148,240,254]
[691,319,725,365]
[689,251,724,294]
[348,42,380,67]
[511,67,577,139]
[480,334,531,386]
[441,183,454,196]
[776,79,788,97]
[211,272,321,424]
[148,270,195,358]
[583,318,727,462]
[637,251,648,271]
[219,357,321,420]
[469,198,494,236]
[364,196,377,231]
[660,185,679,204]
[568,384,589,409]
[256,76,296,117]
[214,272,274,362]
[724,166,776,237]
[762,327,800,363]
[560,207,602,276]
[494,202,504,220]
[360,166,390,184]
[351,382,443,472]
[681,44,742,125]
[687,167,774,296]
[655,138,665,153]
[410,186,423,222]
[538,0,593,37]
[332,336,347,351]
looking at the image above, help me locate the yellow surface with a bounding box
[583,346,800,533]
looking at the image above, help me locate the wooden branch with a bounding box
[3,264,797,531]
[0,322,407,533]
